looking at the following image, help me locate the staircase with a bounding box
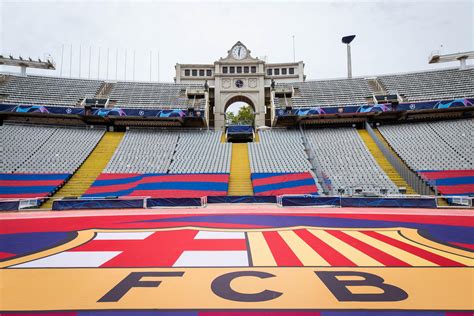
[372,129,448,206]
[41,132,124,209]
[228,143,254,196]
[358,129,416,194]
[95,82,115,99]
[367,78,388,95]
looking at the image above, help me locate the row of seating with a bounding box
[378,68,474,102]
[1,67,472,109]
[378,119,473,196]
[281,77,372,107]
[378,119,473,171]
[109,82,204,109]
[305,128,399,194]
[248,129,312,173]
[104,129,231,174]
[105,130,179,173]
[0,74,102,106]
[1,123,105,173]
[277,67,473,107]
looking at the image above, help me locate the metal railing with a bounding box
[299,124,332,195]
[364,122,435,196]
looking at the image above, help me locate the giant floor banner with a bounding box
[0,210,473,314]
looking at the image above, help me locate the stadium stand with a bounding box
[0,74,102,106]
[248,129,319,196]
[1,123,105,199]
[378,119,473,196]
[378,68,474,102]
[168,130,231,174]
[248,129,312,173]
[305,128,399,194]
[105,129,179,174]
[109,82,204,109]
[378,120,473,171]
[277,77,372,107]
[77,129,232,198]
[1,123,104,173]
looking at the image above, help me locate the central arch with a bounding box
[224,95,256,126]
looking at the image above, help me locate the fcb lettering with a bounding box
[100,270,408,303]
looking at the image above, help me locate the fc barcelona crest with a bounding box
[2,226,471,268]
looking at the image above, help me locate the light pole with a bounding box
[342,35,356,79]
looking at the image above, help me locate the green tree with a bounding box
[233,105,255,125]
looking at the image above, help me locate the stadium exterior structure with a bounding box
[175,41,305,129]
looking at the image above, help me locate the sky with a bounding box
[0,0,473,83]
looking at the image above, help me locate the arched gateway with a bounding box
[175,41,305,130]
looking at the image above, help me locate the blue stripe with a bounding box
[0,173,69,180]
[430,176,474,186]
[136,182,228,191]
[92,175,144,186]
[82,188,135,198]
[0,186,56,194]
[251,173,288,180]
[253,178,316,193]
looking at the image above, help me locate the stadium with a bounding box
[0,1,473,315]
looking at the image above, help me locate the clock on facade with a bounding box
[231,45,248,60]
[235,79,244,88]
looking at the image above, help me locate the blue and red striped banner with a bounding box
[251,172,318,196]
[83,173,229,198]
[0,173,70,198]
[418,170,474,196]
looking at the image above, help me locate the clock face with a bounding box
[231,45,247,60]
[235,79,244,88]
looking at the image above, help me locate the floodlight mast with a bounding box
[342,35,356,79]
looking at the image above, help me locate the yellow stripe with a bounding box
[344,231,436,267]
[41,131,125,209]
[228,143,253,195]
[247,232,277,266]
[380,231,473,266]
[278,230,329,266]
[308,230,382,266]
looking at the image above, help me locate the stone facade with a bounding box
[175,42,304,129]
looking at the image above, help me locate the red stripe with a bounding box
[96,173,142,180]
[362,231,466,267]
[263,231,303,266]
[255,185,317,196]
[84,182,139,194]
[130,189,227,198]
[252,173,312,186]
[0,193,48,198]
[141,174,229,184]
[0,251,16,260]
[295,229,356,266]
[0,180,64,186]
[327,230,411,266]
[420,170,474,180]
[436,184,474,194]
[312,213,474,227]
[450,242,474,251]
